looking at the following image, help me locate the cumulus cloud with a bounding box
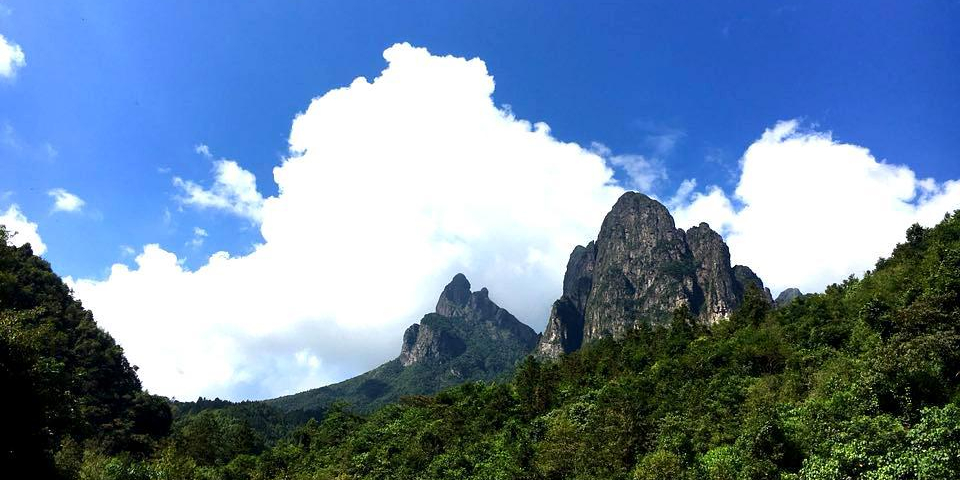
[48,188,86,213]
[0,33,25,78]
[670,120,960,294]
[70,44,625,400]
[1,205,45,254]
[173,147,265,222]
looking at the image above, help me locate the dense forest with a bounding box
[3,209,960,479]
[0,228,171,477]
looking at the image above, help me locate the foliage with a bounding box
[0,227,172,478]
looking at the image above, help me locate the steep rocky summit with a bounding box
[537,192,770,357]
[400,273,538,366]
[269,274,538,412]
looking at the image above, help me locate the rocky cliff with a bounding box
[537,192,771,357]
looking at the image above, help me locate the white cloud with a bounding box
[173,150,265,222]
[48,188,86,213]
[608,153,665,192]
[670,120,960,294]
[0,33,25,78]
[69,43,625,400]
[195,144,212,158]
[590,142,666,192]
[1,205,46,255]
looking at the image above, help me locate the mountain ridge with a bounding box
[266,273,538,413]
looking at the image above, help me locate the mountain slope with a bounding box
[266,274,538,413]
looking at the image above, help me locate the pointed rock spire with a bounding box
[436,273,472,317]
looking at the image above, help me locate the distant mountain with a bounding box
[775,287,803,307]
[537,192,771,357]
[266,274,538,413]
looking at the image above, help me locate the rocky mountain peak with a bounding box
[537,191,772,358]
[402,274,538,367]
[435,273,472,317]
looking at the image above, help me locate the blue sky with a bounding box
[2,1,959,400]
[4,0,958,278]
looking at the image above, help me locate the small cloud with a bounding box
[0,205,46,254]
[48,188,86,213]
[591,141,667,192]
[187,227,208,248]
[43,143,58,159]
[667,179,698,207]
[173,146,265,223]
[645,130,685,157]
[607,154,667,192]
[0,33,26,79]
[194,144,212,158]
[121,245,136,256]
[1,121,19,149]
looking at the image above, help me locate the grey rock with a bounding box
[535,241,596,357]
[686,222,741,323]
[537,192,771,357]
[401,274,537,367]
[435,272,472,317]
[733,265,775,304]
[398,319,465,367]
[536,297,585,357]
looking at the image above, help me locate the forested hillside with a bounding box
[0,227,171,477]
[4,210,960,479]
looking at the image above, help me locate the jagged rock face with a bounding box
[733,265,775,304]
[563,242,596,315]
[535,243,595,357]
[583,193,694,339]
[686,223,740,322]
[538,192,771,357]
[536,297,584,357]
[398,319,466,367]
[435,273,472,317]
[401,274,538,366]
